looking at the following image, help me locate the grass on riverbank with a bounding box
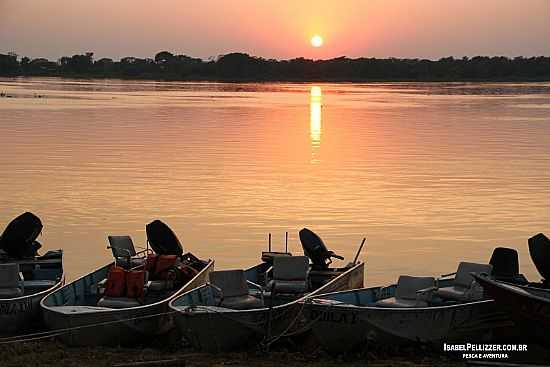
[0,340,466,367]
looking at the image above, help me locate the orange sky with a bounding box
[1,0,549,60]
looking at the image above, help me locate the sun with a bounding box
[311,35,323,48]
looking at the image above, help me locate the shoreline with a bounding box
[2,74,550,83]
[0,340,467,367]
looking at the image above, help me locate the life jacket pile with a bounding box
[145,254,199,286]
[103,254,200,300]
[104,266,146,300]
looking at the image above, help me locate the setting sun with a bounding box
[311,35,323,48]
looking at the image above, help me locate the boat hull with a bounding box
[172,262,364,352]
[306,297,512,353]
[0,277,65,336]
[41,260,213,346]
[475,274,550,346]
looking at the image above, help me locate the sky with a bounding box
[1,0,549,61]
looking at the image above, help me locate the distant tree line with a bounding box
[1,51,549,81]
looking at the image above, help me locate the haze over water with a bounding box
[1,78,549,285]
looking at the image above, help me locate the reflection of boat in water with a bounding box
[303,247,529,353]
[41,220,213,346]
[169,228,365,352]
[0,212,65,336]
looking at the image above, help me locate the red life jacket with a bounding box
[179,264,199,284]
[145,254,158,273]
[105,266,126,297]
[126,270,146,299]
[155,255,178,275]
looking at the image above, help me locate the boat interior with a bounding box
[472,233,550,301]
[172,228,360,311]
[313,246,531,309]
[0,212,63,299]
[42,220,209,311]
[0,251,63,298]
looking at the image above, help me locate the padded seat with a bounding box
[97,296,142,309]
[434,262,492,302]
[108,235,144,269]
[108,236,137,258]
[0,263,24,299]
[375,275,436,308]
[268,256,309,294]
[209,269,264,310]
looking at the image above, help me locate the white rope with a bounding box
[0,309,180,345]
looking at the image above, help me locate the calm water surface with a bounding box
[0,78,549,285]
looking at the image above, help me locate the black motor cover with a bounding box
[489,247,520,277]
[146,219,184,256]
[528,233,550,282]
[0,212,43,258]
[299,228,333,269]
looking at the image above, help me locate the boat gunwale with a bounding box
[40,257,214,314]
[0,251,65,303]
[169,260,365,314]
[474,274,550,304]
[303,279,499,312]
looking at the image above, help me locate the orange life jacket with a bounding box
[155,255,178,275]
[126,270,146,299]
[179,264,199,284]
[105,265,126,297]
[145,254,158,273]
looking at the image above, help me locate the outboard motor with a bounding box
[299,228,344,270]
[0,212,43,259]
[489,247,527,284]
[145,219,184,256]
[528,233,550,286]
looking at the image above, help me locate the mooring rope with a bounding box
[0,295,336,347]
[0,309,180,345]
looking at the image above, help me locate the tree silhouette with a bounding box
[1,51,549,81]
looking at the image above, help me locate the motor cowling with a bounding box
[145,219,184,256]
[529,233,550,283]
[0,212,43,259]
[299,228,343,270]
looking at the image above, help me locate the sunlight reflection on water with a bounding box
[1,78,549,285]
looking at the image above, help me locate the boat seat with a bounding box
[209,270,264,310]
[108,235,144,269]
[267,256,309,294]
[97,296,142,309]
[435,262,492,302]
[0,263,24,298]
[375,275,436,308]
[108,235,137,258]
